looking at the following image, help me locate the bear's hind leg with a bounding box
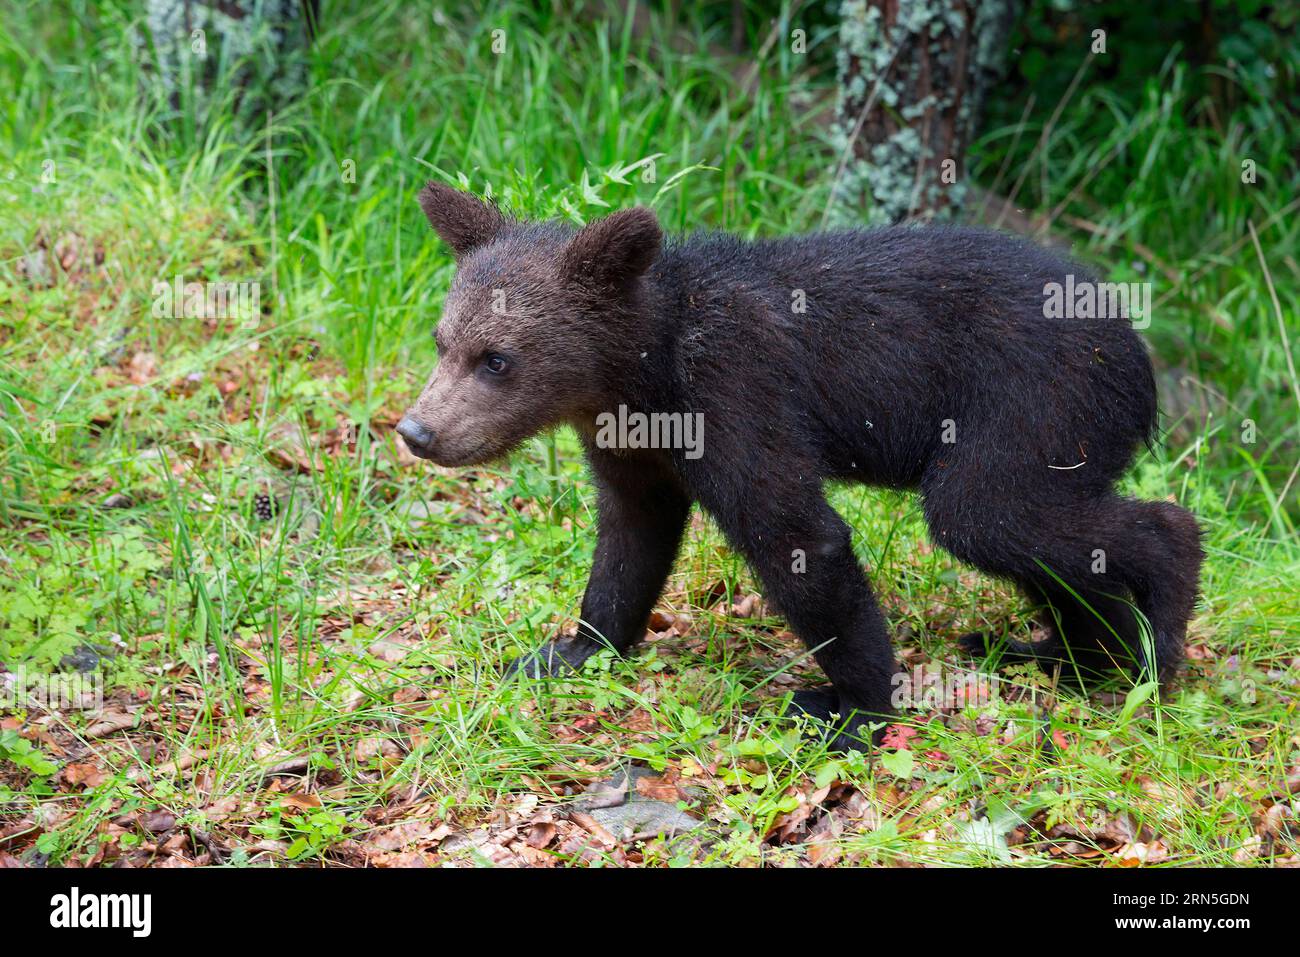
[960,581,1139,682]
[924,482,1201,687]
[1092,496,1203,683]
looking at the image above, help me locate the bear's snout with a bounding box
[396,416,437,459]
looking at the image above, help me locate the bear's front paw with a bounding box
[786,687,885,752]
[503,636,596,678]
[788,687,841,721]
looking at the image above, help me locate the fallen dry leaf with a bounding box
[61,762,109,788]
[280,793,322,811]
[635,774,687,803]
[139,810,176,834]
[127,351,159,384]
[731,593,763,618]
[369,819,447,853]
[569,811,617,847]
[647,609,675,631]
[85,711,136,738]
[525,822,558,849]
[882,724,919,749]
[368,639,411,663]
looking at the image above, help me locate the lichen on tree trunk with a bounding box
[829,0,1019,225]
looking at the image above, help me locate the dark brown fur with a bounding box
[397,183,1203,750]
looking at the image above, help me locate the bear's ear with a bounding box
[561,207,661,289]
[417,182,508,258]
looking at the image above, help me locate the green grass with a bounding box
[0,0,1297,867]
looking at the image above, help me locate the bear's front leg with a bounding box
[506,448,691,679]
[701,479,897,751]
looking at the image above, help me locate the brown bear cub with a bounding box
[398,182,1203,750]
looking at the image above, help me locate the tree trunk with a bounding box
[141,0,318,127]
[830,0,1019,224]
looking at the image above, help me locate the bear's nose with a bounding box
[396,416,436,457]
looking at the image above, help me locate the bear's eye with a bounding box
[483,353,509,375]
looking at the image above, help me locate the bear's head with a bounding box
[397,182,662,466]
